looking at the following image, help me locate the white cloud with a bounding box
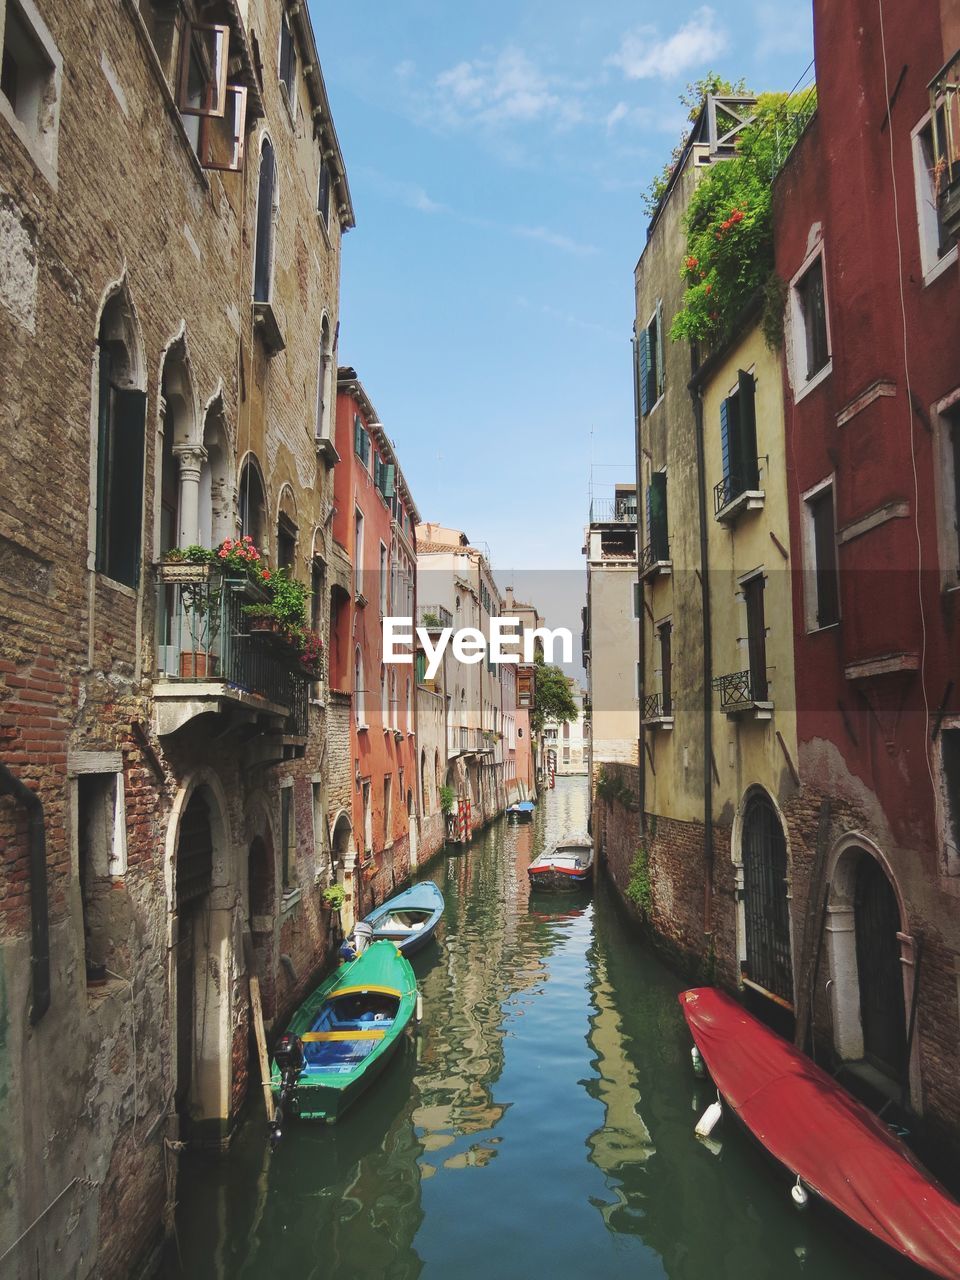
[431,46,582,130]
[605,102,629,130]
[609,7,729,81]
[511,225,598,256]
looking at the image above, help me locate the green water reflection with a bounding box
[165,777,897,1280]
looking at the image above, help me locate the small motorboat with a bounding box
[527,835,593,891]
[343,880,444,959]
[270,940,418,1130]
[680,987,960,1279]
[506,800,535,822]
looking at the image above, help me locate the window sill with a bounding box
[793,359,832,404]
[317,209,332,250]
[639,558,672,583]
[315,436,339,465]
[922,245,958,288]
[280,80,298,133]
[252,300,285,354]
[642,714,674,730]
[644,393,665,418]
[97,573,138,599]
[715,489,765,525]
[723,700,774,721]
[805,621,840,636]
[357,723,369,732]
[280,887,302,917]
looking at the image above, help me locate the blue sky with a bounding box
[311,2,813,579]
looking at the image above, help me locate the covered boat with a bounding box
[680,987,960,1280]
[344,879,444,957]
[527,835,593,891]
[506,800,535,822]
[270,941,418,1125]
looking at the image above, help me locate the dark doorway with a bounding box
[854,855,906,1081]
[175,791,214,1121]
[741,792,793,1005]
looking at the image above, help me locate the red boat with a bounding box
[680,988,960,1279]
[527,836,593,891]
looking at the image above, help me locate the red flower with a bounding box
[218,549,228,559]
[704,283,712,295]
[686,255,698,270]
[261,569,271,580]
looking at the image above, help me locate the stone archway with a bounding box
[825,837,914,1094]
[330,809,356,931]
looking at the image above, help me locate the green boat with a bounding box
[269,940,418,1126]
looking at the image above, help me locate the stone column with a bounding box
[174,444,207,547]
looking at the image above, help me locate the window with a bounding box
[315,317,333,447]
[95,301,147,588]
[280,785,295,891]
[318,155,332,226]
[75,766,126,982]
[415,650,427,684]
[355,646,365,725]
[658,620,673,715]
[789,249,831,393]
[312,780,329,884]
[362,780,372,854]
[0,0,60,176]
[633,581,641,618]
[383,774,393,846]
[253,138,276,303]
[381,666,388,725]
[936,401,960,588]
[238,457,267,551]
[803,481,839,629]
[379,542,388,614]
[638,299,665,415]
[278,9,297,115]
[277,513,296,571]
[742,573,768,701]
[406,677,412,729]
[354,508,364,599]
[717,370,760,512]
[913,108,957,280]
[354,415,371,467]
[646,471,669,561]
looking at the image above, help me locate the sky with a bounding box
[310,1,813,587]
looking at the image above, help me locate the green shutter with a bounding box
[737,370,759,489]
[373,453,381,491]
[354,414,362,456]
[639,329,650,416]
[383,463,395,499]
[655,299,665,398]
[649,472,668,561]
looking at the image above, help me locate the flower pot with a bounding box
[247,615,280,634]
[180,651,217,679]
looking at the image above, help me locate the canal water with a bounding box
[164,776,899,1280]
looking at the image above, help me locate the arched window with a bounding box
[253,137,276,303]
[740,791,793,1003]
[199,400,231,548]
[420,748,429,815]
[315,315,334,448]
[238,456,267,552]
[355,647,365,726]
[95,287,147,587]
[277,485,298,571]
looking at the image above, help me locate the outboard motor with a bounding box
[339,920,374,963]
[271,1033,304,1150]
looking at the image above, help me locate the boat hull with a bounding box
[527,866,592,891]
[366,880,445,956]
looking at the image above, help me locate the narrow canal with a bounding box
[164,776,899,1280]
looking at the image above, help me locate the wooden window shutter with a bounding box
[737,370,759,489]
[354,415,363,457]
[253,142,275,303]
[95,347,113,574]
[383,463,395,499]
[109,389,147,587]
[639,329,650,416]
[649,472,668,561]
[720,397,732,486]
[655,298,665,398]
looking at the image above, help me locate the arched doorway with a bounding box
[175,789,214,1123]
[739,790,793,1004]
[854,854,907,1081]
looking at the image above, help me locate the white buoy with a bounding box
[415,991,423,1024]
[791,1177,809,1211]
[691,1045,705,1077]
[695,1099,722,1138]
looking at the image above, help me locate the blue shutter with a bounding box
[639,328,650,416]
[383,463,396,498]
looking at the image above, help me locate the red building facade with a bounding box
[332,369,421,917]
[775,0,960,1145]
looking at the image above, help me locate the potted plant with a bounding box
[322,883,345,912]
[159,546,223,678]
[439,785,455,815]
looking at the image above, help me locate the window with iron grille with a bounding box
[638,300,665,416]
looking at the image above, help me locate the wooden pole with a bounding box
[249,976,275,1123]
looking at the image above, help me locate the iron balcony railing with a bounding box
[641,692,672,720]
[713,669,768,712]
[417,603,453,629]
[156,569,310,734]
[589,498,638,524]
[639,540,670,575]
[714,468,761,517]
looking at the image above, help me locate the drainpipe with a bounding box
[631,335,647,832]
[0,763,50,1023]
[690,352,714,938]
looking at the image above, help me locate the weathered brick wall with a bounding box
[418,812,446,865]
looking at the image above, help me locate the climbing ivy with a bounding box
[626,847,653,915]
[595,766,637,811]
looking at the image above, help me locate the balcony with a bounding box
[641,692,674,728]
[930,52,960,242]
[154,568,309,738]
[714,474,764,524]
[639,540,672,582]
[417,603,453,629]
[589,498,637,524]
[713,669,772,720]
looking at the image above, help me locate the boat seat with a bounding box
[302,1029,387,1042]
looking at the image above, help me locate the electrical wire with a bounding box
[876,0,938,809]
